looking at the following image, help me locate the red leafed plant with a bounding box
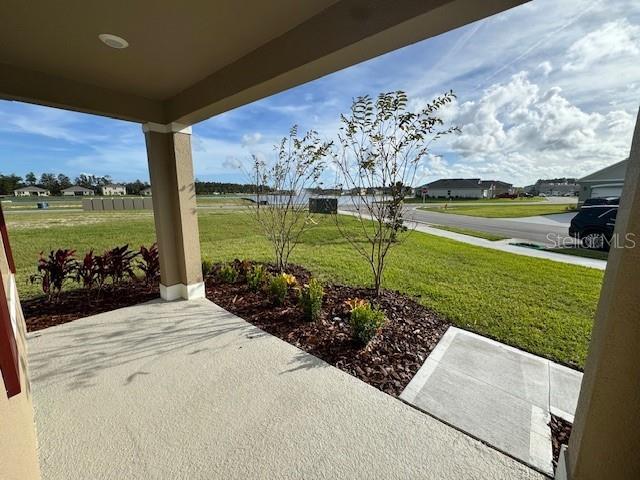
[103,245,138,285]
[29,249,77,301]
[138,243,160,285]
[76,250,100,289]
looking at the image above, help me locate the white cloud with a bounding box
[538,61,553,76]
[563,19,640,71]
[241,132,263,147]
[437,71,635,185]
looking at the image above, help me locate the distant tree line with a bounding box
[194,180,272,195]
[0,171,270,196]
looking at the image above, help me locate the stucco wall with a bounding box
[0,235,41,480]
[427,188,484,198]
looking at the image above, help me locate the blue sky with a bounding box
[1,0,639,187]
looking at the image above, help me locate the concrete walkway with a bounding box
[401,327,583,476]
[27,300,543,480]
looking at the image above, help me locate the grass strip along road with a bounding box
[420,203,577,218]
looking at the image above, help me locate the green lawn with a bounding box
[7,209,601,367]
[405,196,545,204]
[420,203,578,218]
[430,225,508,241]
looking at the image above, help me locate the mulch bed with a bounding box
[22,281,159,332]
[549,414,573,470]
[205,262,450,396]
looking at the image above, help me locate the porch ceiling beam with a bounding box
[166,0,527,125]
[0,0,526,126]
[0,63,165,123]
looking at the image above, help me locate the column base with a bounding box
[160,282,205,301]
[555,445,571,480]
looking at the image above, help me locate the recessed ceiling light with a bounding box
[98,33,129,49]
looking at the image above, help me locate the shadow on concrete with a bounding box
[28,300,253,391]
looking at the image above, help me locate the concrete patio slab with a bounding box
[401,327,583,477]
[27,300,543,480]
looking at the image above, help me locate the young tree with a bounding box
[333,90,459,296]
[251,126,331,271]
[25,172,37,185]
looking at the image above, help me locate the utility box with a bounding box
[309,197,338,214]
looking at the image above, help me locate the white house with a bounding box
[101,184,127,196]
[61,186,95,196]
[13,186,50,197]
[578,158,628,203]
[140,187,152,196]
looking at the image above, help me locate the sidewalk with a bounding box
[401,327,583,476]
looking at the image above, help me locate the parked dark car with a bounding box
[495,192,518,199]
[569,197,619,250]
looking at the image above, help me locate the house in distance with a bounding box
[13,186,50,197]
[61,186,95,196]
[101,184,127,196]
[416,178,513,199]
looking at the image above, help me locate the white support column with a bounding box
[558,109,640,479]
[143,122,204,301]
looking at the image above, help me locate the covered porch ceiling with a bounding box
[0,0,527,125]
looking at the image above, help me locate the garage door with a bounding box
[591,185,622,198]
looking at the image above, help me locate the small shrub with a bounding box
[138,243,160,285]
[29,249,77,301]
[344,298,367,311]
[236,258,253,276]
[104,245,138,285]
[94,254,111,291]
[281,273,297,287]
[202,259,214,278]
[268,273,289,306]
[349,301,386,344]
[219,263,239,283]
[247,264,267,292]
[76,250,99,289]
[297,278,323,321]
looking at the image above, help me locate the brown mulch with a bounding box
[205,262,450,396]
[22,281,159,332]
[549,414,573,470]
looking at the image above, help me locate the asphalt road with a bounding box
[403,206,576,246]
[341,197,579,246]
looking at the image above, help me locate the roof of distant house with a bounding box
[480,180,513,188]
[578,158,629,183]
[14,186,49,192]
[103,183,125,188]
[62,185,94,192]
[422,178,483,189]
